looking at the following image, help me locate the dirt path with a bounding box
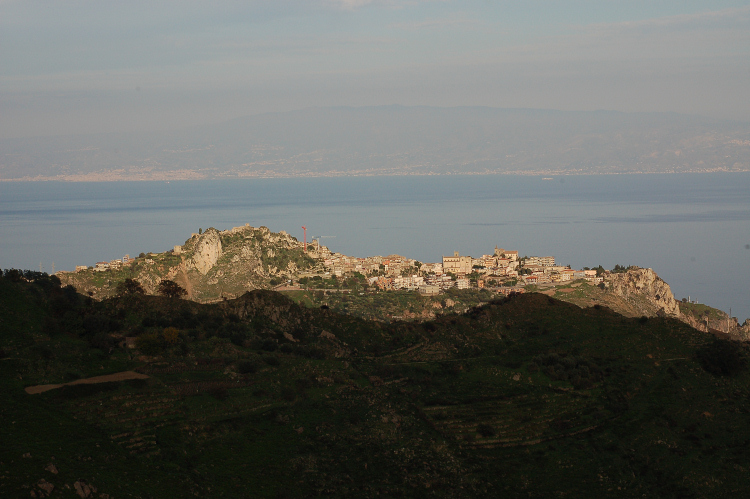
[25,371,149,395]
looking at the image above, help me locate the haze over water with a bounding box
[1,173,748,321]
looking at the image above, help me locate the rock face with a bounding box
[190,229,222,275]
[738,321,750,341]
[607,268,681,317]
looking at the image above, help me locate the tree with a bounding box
[116,278,145,296]
[162,327,180,345]
[3,269,24,282]
[158,279,187,299]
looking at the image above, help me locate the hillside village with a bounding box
[308,246,603,294]
[67,224,604,296]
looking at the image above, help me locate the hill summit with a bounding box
[59,224,320,302]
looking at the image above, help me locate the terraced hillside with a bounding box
[2,272,750,497]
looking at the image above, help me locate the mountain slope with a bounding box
[2,273,750,497]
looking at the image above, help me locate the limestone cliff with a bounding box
[678,305,750,340]
[606,267,681,317]
[739,321,750,340]
[189,229,222,275]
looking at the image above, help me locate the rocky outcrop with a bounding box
[190,228,222,275]
[606,268,681,318]
[73,479,97,498]
[57,222,327,302]
[738,321,750,341]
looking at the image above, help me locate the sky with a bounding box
[1,0,749,138]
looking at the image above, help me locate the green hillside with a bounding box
[2,271,749,498]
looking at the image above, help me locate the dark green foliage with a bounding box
[261,339,278,352]
[697,339,747,376]
[2,268,24,282]
[171,308,199,329]
[136,333,165,355]
[279,343,294,353]
[264,355,280,366]
[82,313,120,337]
[42,314,62,336]
[116,278,145,296]
[33,343,54,359]
[612,264,634,273]
[533,352,602,388]
[55,381,120,399]
[237,360,258,374]
[280,386,296,401]
[294,345,326,359]
[209,386,228,400]
[88,332,116,352]
[158,279,187,299]
[477,423,495,437]
[142,315,170,328]
[3,275,750,498]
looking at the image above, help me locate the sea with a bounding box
[1,173,749,321]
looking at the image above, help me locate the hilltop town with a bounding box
[296,245,604,295]
[55,223,749,339]
[60,223,606,300]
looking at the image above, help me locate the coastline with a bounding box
[1,167,749,182]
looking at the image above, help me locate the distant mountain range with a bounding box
[2,106,750,180]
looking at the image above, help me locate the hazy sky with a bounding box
[1,1,749,138]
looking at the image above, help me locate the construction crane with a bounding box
[301,226,307,253]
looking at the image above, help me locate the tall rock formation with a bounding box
[190,229,222,275]
[607,268,681,318]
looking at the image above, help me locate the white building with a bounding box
[456,278,470,289]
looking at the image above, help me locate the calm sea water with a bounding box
[1,174,749,321]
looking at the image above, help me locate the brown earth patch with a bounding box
[557,288,577,293]
[25,371,149,394]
